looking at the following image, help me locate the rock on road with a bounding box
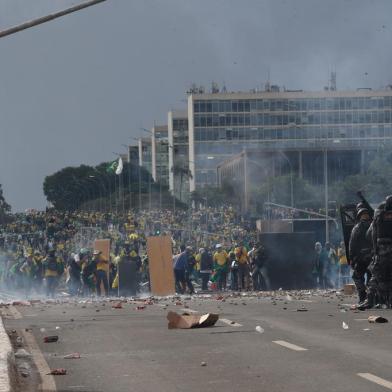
[2,291,392,392]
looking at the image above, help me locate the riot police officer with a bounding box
[365,195,392,308]
[349,208,372,305]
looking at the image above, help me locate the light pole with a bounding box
[324,148,329,243]
[121,144,132,211]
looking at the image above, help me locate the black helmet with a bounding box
[356,202,366,211]
[357,208,370,220]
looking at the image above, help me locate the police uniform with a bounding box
[367,197,392,307]
[349,209,372,304]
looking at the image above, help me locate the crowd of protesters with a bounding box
[0,206,350,299]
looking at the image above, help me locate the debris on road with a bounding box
[296,307,308,312]
[112,303,123,309]
[15,349,31,358]
[368,315,388,323]
[136,305,146,310]
[255,326,264,334]
[47,368,67,375]
[167,311,219,329]
[63,353,81,359]
[342,322,349,330]
[44,335,59,343]
[201,362,207,367]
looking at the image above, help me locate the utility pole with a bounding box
[0,0,108,39]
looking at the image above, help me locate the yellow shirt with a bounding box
[235,247,248,264]
[337,248,348,265]
[96,256,108,271]
[213,251,228,266]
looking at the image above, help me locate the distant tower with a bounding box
[330,71,337,91]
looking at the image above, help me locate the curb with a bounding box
[0,317,13,392]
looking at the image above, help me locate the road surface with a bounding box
[2,290,392,392]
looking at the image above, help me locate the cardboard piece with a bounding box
[167,311,219,329]
[94,239,111,295]
[344,284,356,295]
[147,236,175,296]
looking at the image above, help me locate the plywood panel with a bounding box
[147,236,175,296]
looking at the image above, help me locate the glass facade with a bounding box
[191,93,392,187]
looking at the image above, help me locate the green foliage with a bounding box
[43,161,161,211]
[191,181,237,207]
[332,150,392,205]
[0,184,11,222]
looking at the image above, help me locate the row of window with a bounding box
[194,125,392,142]
[194,110,392,127]
[173,119,188,131]
[194,97,392,113]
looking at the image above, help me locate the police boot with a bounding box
[357,293,374,311]
[358,290,367,304]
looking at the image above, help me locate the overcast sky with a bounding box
[0,0,391,211]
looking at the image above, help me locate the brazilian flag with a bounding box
[106,160,118,174]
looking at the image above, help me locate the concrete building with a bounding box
[138,137,152,174]
[188,87,392,193]
[151,125,169,185]
[168,110,189,202]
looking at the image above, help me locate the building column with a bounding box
[298,151,303,179]
[360,150,365,174]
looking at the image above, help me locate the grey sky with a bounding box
[0,0,391,211]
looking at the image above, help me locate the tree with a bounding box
[0,184,11,223]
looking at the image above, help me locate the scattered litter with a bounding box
[368,315,388,323]
[363,328,371,331]
[167,311,219,329]
[63,353,81,359]
[16,336,23,347]
[55,326,61,330]
[255,326,264,334]
[175,301,183,306]
[297,307,308,312]
[15,349,31,358]
[112,303,123,309]
[136,306,146,310]
[342,322,349,330]
[48,368,67,375]
[285,295,293,301]
[201,362,207,367]
[44,336,59,343]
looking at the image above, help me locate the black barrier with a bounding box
[258,232,316,290]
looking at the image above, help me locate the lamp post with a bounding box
[121,144,132,211]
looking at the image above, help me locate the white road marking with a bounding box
[358,373,392,390]
[220,318,243,327]
[180,308,198,314]
[272,340,308,351]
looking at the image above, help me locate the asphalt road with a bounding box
[3,290,392,392]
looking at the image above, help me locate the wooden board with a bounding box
[94,239,111,294]
[147,236,175,296]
